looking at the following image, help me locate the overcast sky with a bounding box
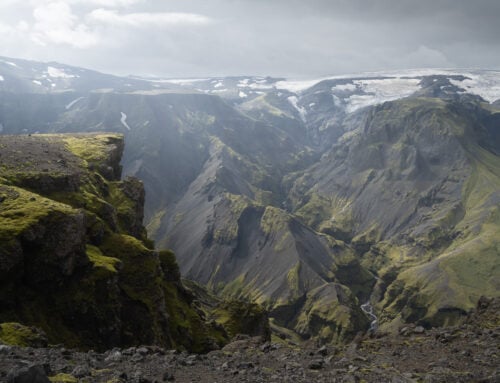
[0,0,499,78]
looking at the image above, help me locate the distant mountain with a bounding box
[1,56,499,342]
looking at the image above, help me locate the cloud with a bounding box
[30,2,99,48]
[88,9,212,27]
[0,0,498,77]
[78,0,144,6]
[403,45,452,68]
[28,0,144,7]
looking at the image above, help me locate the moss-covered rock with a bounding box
[0,133,236,352]
[48,373,78,383]
[0,185,87,284]
[212,300,270,341]
[294,283,369,344]
[0,322,48,347]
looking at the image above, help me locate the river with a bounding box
[360,301,378,332]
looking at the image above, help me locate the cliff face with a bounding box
[0,133,267,352]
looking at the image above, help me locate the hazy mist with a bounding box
[0,0,499,77]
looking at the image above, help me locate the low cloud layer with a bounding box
[0,0,499,77]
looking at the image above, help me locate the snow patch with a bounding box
[287,96,307,122]
[239,91,248,98]
[276,79,323,93]
[32,80,42,86]
[47,66,76,79]
[332,95,342,107]
[0,75,4,82]
[238,79,250,87]
[332,83,357,92]
[156,78,210,85]
[247,82,273,90]
[449,73,500,103]
[65,97,85,110]
[143,120,150,126]
[213,81,224,88]
[120,112,131,131]
[345,78,421,113]
[0,60,17,67]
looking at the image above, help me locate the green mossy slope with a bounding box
[287,97,500,330]
[0,133,245,351]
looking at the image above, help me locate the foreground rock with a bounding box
[0,297,498,382]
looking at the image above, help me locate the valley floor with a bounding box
[1,298,498,383]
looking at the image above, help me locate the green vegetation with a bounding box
[0,185,77,242]
[260,206,289,235]
[86,245,120,273]
[0,322,47,347]
[49,373,78,383]
[100,234,166,342]
[146,209,167,238]
[286,261,301,296]
[212,193,253,243]
[240,94,289,117]
[61,133,123,165]
[294,284,368,344]
[212,300,270,340]
[220,274,247,297]
[371,100,500,327]
[295,193,332,228]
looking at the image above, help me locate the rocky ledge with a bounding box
[0,297,498,383]
[0,133,268,354]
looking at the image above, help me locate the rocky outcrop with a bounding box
[0,134,261,352]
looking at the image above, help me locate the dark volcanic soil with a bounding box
[1,298,498,383]
[0,135,83,176]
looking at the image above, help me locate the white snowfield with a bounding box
[155,78,210,85]
[331,83,357,92]
[277,69,500,111]
[449,72,500,103]
[343,78,421,113]
[120,112,131,131]
[145,69,500,113]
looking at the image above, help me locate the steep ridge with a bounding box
[1,57,499,343]
[0,133,269,352]
[288,93,500,329]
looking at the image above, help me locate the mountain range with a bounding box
[1,55,499,343]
